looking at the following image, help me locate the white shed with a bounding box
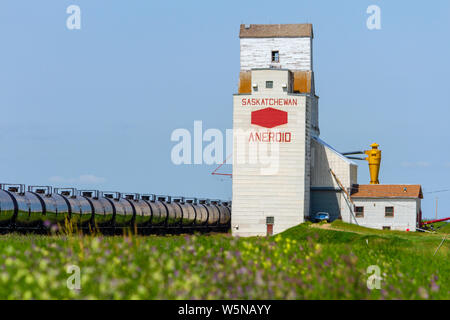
[349,185,423,232]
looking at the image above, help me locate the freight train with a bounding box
[0,183,231,234]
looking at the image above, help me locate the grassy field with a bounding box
[0,222,448,300]
[435,222,450,233]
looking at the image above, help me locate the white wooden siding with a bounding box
[310,138,357,190]
[232,88,311,237]
[349,198,418,231]
[240,38,312,71]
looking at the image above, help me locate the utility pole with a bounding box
[435,197,438,220]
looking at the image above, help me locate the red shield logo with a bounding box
[251,108,288,129]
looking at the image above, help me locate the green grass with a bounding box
[0,222,448,300]
[435,222,450,234]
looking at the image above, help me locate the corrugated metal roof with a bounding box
[239,24,313,38]
[312,136,357,166]
[351,185,423,199]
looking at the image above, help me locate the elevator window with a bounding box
[271,51,279,63]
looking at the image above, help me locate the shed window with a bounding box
[385,206,394,217]
[265,81,273,89]
[355,206,364,218]
[271,51,280,63]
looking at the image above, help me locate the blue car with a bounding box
[312,212,330,223]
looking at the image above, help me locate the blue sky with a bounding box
[0,1,449,219]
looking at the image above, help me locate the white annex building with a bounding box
[231,24,423,237]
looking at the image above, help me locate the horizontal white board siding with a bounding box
[232,89,311,237]
[240,38,312,71]
[350,198,419,231]
[310,138,357,190]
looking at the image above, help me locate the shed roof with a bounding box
[239,24,313,38]
[351,185,423,199]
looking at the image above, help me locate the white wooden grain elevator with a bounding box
[231,24,422,237]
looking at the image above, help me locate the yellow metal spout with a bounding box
[364,143,381,185]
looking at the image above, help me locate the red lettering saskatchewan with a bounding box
[241,98,298,107]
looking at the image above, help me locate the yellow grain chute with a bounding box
[342,143,382,185]
[364,143,381,185]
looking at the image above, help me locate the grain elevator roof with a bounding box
[239,24,313,38]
